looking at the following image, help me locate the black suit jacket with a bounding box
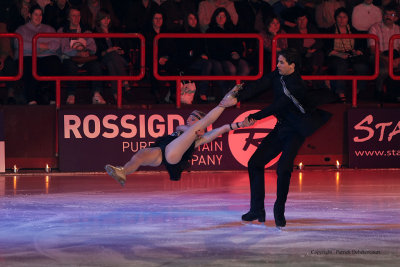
[239,69,331,137]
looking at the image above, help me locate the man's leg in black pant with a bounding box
[242,128,282,222]
[274,132,305,227]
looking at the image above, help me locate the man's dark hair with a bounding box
[29,4,42,15]
[383,3,397,14]
[277,48,301,71]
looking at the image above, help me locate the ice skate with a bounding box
[105,164,126,186]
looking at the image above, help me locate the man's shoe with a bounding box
[105,164,126,186]
[241,209,266,222]
[274,203,286,227]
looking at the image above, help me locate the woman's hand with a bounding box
[244,116,256,127]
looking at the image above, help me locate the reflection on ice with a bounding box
[0,169,399,266]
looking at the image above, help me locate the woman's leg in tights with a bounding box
[164,85,240,164]
[105,147,162,185]
[123,147,162,175]
[165,105,226,164]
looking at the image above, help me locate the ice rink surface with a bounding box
[0,168,399,266]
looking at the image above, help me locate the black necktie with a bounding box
[280,76,305,114]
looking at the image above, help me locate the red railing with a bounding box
[0,33,23,81]
[32,33,145,156]
[389,34,400,80]
[272,34,380,107]
[32,33,146,109]
[153,33,264,108]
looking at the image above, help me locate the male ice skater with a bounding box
[235,49,331,228]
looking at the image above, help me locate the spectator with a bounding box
[272,0,303,32]
[160,0,197,33]
[326,7,369,102]
[36,0,51,9]
[368,3,400,97]
[7,0,38,33]
[260,14,288,73]
[234,0,273,33]
[123,0,159,33]
[58,6,106,104]
[80,0,119,31]
[15,4,62,105]
[94,9,131,100]
[0,21,18,104]
[352,0,382,33]
[315,0,345,32]
[43,0,70,30]
[173,12,212,102]
[374,0,400,26]
[198,0,238,32]
[142,10,176,103]
[206,7,250,98]
[288,9,324,76]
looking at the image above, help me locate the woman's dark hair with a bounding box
[95,8,111,32]
[334,7,349,21]
[183,12,200,33]
[278,48,302,71]
[209,7,234,31]
[264,14,280,33]
[29,4,42,15]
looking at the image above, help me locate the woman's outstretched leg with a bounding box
[165,85,241,164]
[105,147,162,186]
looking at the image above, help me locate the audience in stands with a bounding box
[369,3,400,100]
[272,0,303,32]
[80,0,119,31]
[123,0,159,33]
[260,14,288,73]
[94,9,131,101]
[142,9,177,103]
[352,0,382,33]
[36,0,50,10]
[0,21,18,104]
[234,0,273,33]
[16,4,62,105]
[315,0,345,32]
[206,7,250,98]
[326,7,370,103]
[58,5,106,105]
[173,12,212,103]
[288,9,325,76]
[160,0,197,33]
[43,0,70,31]
[2,0,400,104]
[7,0,37,33]
[352,0,382,50]
[198,0,238,32]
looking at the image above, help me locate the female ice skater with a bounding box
[105,84,251,185]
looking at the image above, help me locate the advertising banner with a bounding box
[348,108,400,168]
[59,109,279,172]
